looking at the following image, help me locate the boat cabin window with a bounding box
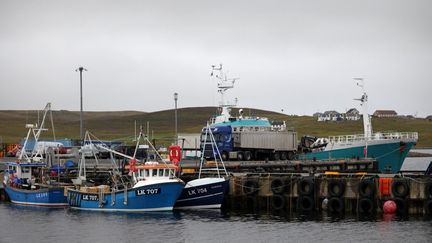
[22,167,30,173]
[145,169,149,177]
[138,169,143,177]
[159,169,164,177]
[152,169,157,177]
[8,165,16,172]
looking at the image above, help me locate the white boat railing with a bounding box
[328,132,418,143]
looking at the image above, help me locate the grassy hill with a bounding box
[0,107,430,147]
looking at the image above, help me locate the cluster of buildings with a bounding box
[314,109,400,122]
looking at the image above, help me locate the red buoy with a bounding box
[383,200,397,214]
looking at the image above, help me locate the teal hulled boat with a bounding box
[299,132,417,173]
[299,79,418,173]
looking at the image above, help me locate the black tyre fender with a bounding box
[358,197,374,214]
[358,180,376,198]
[328,197,344,214]
[298,178,314,196]
[271,177,285,194]
[328,180,346,198]
[297,195,314,212]
[271,194,286,211]
[243,180,259,195]
[392,180,410,198]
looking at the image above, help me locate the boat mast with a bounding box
[354,78,372,139]
[19,103,53,162]
[210,64,238,123]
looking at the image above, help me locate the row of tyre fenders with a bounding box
[239,177,432,215]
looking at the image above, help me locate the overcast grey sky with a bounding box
[1,0,431,116]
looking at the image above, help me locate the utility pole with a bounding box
[174,92,178,145]
[75,67,87,142]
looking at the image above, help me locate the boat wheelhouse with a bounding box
[130,162,178,188]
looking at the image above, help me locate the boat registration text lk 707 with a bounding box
[135,188,161,196]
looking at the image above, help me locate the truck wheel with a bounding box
[280,152,288,160]
[237,152,244,161]
[273,152,280,161]
[221,152,229,161]
[287,151,295,160]
[244,151,253,161]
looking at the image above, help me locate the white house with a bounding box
[317,108,360,122]
[345,108,361,121]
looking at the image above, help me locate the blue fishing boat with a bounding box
[67,131,184,212]
[2,103,70,207]
[174,178,229,209]
[299,79,418,173]
[67,162,184,212]
[175,123,230,210]
[3,162,68,207]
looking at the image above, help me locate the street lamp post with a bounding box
[174,92,178,145]
[75,67,87,141]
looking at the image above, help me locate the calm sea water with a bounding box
[1,155,431,243]
[0,204,431,243]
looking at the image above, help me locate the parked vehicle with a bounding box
[202,125,297,161]
[201,64,297,161]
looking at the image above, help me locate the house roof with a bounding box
[373,110,397,115]
[346,108,359,114]
[323,110,339,115]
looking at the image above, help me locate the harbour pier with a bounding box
[224,171,432,216]
[1,157,431,216]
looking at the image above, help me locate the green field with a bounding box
[0,107,431,147]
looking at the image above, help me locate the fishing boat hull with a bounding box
[67,181,184,212]
[3,183,68,207]
[300,139,416,173]
[174,178,230,209]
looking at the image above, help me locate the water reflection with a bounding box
[1,202,431,243]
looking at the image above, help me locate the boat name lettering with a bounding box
[82,194,99,201]
[187,187,207,196]
[36,192,48,198]
[135,188,161,196]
